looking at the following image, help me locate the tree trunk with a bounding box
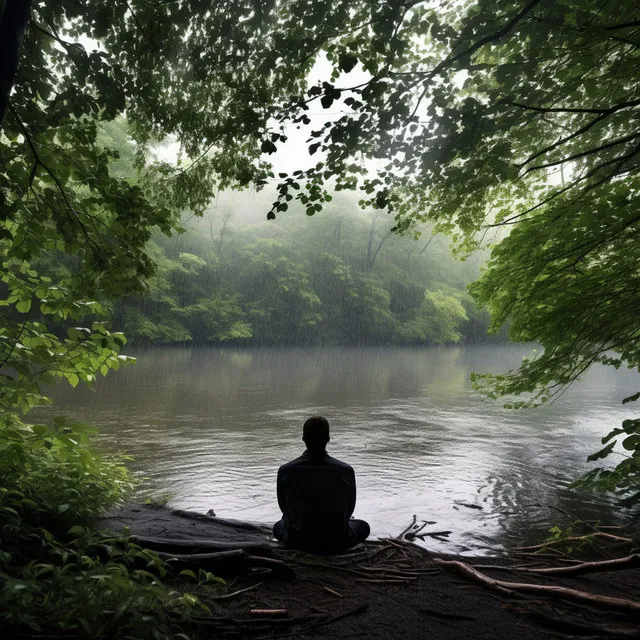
[369,230,392,270]
[0,0,32,122]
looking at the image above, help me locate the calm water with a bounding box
[35,345,640,554]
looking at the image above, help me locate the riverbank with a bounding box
[97,505,640,639]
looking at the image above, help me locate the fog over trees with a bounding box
[115,187,496,346]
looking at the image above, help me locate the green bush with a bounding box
[1,419,136,525]
[0,420,202,639]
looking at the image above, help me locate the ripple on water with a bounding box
[32,345,640,554]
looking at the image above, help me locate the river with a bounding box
[35,345,640,554]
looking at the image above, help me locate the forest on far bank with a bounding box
[114,187,500,346]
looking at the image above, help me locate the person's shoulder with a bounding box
[278,454,307,471]
[325,454,354,471]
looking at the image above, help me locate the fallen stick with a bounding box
[511,550,575,559]
[332,545,393,565]
[383,536,432,551]
[158,550,295,578]
[170,509,269,532]
[521,554,640,577]
[358,566,431,576]
[356,577,416,584]
[435,559,640,612]
[211,582,262,600]
[411,521,430,536]
[513,532,634,551]
[322,586,344,598]
[382,539,409,558]
[251,609,288,617]
[132,535,273,556]
[158,548,246,568]
[398,514,417,539]
[471,563,544,571]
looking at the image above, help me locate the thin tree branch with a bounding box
[606,21,640,31]
[507,98,640,115]
[524,132,640,173]
[9,105,102,256]
[417,233,435,256]
[123,0,145,34]
[433,0,544,77]
[517,100,640,167]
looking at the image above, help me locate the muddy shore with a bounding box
[97,505,640,639]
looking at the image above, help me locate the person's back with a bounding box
[273,416,370,554]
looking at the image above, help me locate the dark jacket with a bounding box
[276,450,356,552]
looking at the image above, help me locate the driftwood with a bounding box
[521,554,640,578]
[473,555,640,577]
[157,549,295,579]
[132,535,273,556]
[251,609,288,617]
[398,514,417,539]
[435,558,640,613]
[356,577,416,584]
[411,530,452,541]
[170,509,269,532]
[398,516,448,542]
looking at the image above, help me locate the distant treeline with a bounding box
[114,195,504,346]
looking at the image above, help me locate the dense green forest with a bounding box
[115,190,496,346]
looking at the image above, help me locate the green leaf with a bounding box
[178,569,198,580]
[16,299,31,313]
[622,435,640,451]
[338,53,358,73]
[622,392,640,404]
[32,424,49,437]
[320,94,334,109]
[260,140,277,154]
[587,441,615,461]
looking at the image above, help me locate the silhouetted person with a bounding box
[273,416,370,554]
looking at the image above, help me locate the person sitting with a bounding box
[273,416,370,554]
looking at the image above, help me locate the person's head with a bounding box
[303,416,330,453]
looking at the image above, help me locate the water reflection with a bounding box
[35,345,640,555]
